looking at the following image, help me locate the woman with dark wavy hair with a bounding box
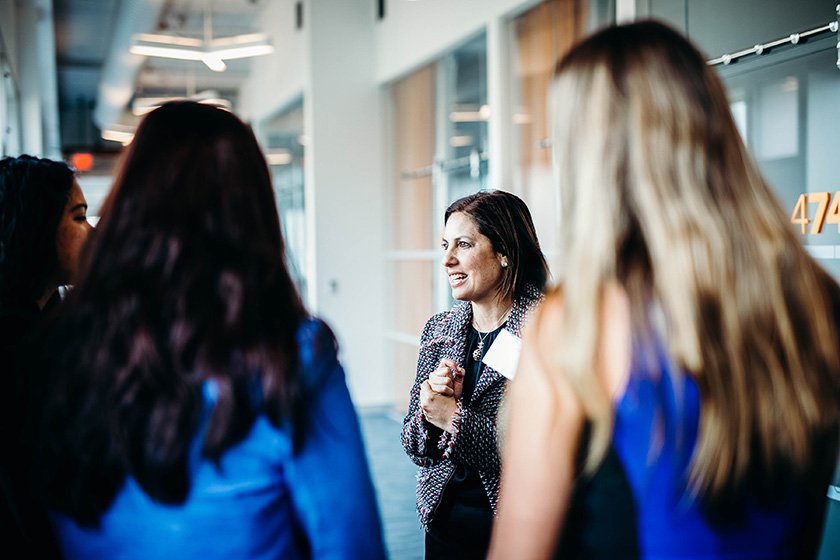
[402,189,548,560]
[0,155,90,315]
[31,101,386,559]
[0,154,90,556]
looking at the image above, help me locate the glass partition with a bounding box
[441,33,489,203]
[261,98,309,304]
[387,34,489,412]
[720,40,840,279]
[510,0,586,264]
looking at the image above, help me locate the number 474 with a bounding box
[790,192,840,235]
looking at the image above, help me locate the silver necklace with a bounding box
[471,307,511,361]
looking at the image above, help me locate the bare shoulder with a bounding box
[518,284,630,398]
[516,288,571,398]
[597,283,632,399]
[522,288,565,356]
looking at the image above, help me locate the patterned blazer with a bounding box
[401,285,542,528]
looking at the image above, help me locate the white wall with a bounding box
[0,1,20,156]
[17,0,61,158]
[0,1,20,82]
[375,0,540,83]
[615,0,636,22]
[0,0,61,158]
[239,0,307,123]
[239,0,391,407]
[242,0,543,109]
[18,0,44,155]
[304,0,389,407]
[237,0,569,408]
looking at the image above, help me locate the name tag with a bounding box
[482,328,523,380]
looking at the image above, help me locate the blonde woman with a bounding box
[490,21,840,560]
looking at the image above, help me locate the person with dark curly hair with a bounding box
[0,154,91,555]
[30,102,386,559]
[0,155,90,323]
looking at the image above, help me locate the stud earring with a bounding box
[501,258,508,268]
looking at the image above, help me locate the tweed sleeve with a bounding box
[401,313,447,467]
[440,394,503,475]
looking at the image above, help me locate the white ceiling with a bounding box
[54,0,274,151]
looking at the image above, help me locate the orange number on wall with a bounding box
[791,193,809,235]
[825,191,840,234]
[808,192,831,234]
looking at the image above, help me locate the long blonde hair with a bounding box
[550,20,840,504]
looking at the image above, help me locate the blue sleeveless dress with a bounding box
[557,345,819,559]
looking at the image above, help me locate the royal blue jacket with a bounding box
[52,318,387,560]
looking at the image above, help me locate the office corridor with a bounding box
[360,411,424,560]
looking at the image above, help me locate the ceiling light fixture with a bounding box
[130,0,273,72]
[132,90,232,116]
[449,104,490,123]
[265,149,293,166]
[449,135,473,148]
[101,124,136,145]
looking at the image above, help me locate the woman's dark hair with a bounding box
[35,101,306,526]
[445,189,549,300]
[0,155,74,306]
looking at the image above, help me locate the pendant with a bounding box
[472,341,484,361]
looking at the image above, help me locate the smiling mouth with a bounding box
[449,273,467,287]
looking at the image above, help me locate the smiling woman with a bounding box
[401,189,548,560]
[442,212,508,307]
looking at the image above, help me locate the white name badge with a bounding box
[482,328,523,380]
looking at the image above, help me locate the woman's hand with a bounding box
[427,359,465,399]
[420,380,458,432]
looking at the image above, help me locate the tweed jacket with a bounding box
[401,285,542,528]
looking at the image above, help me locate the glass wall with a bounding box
[261,98,309,305]
[509,0,587,263]
[720,41,840,279]
[639,0,840,278]
[387,34,489,413]
[636,0,834,59]
[441,34,490,203]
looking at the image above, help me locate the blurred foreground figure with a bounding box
[0,154,90,556]
[490,21,840,560]
[31,102,387,560]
